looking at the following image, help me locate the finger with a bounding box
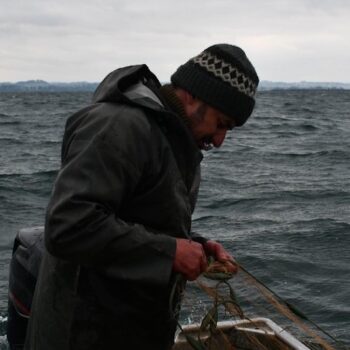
[224,260,238,273]
[217,249,235,262]
[200,249,208,273]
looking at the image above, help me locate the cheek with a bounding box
[197,124,216,138]
[190,113,218,138]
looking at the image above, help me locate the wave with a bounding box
[0,316,7,342]
[233,143,345,159]
[258,114,301,122]
[299,123,318,131]
[0,137,23,144]
[291,219,350,236]
[298,107,319,114]
[0,169,58,177]
[0,336,8,349]
[0,138,61,147]
[0,120,21,126]
[263,121,319,132]
[272,188,350,201]
[200,196,263,210]
[287,150,350,160]
[199,190,350,214]
[283,150,328,157]
[280,106,319,115]
[192,214,226,222]
[29,139,61,145]
[259,148,350,159]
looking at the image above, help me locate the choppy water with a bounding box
[0,90,349,348]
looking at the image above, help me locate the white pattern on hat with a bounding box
[192,52,257,97]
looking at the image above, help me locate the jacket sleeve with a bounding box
[45,107,176,287]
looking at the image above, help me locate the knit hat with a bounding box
[171,44,259,126]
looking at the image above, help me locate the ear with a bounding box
[183,90,196,105]
[182,90,201,116]
[174,87,202,116]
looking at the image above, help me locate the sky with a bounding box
[1,0,349,83]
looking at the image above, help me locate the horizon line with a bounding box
[1,79,350,85]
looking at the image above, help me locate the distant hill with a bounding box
[0,80,98,92]
[0,80,350,92]
[259,80,350,90]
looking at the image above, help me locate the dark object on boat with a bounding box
[7,227,45,350]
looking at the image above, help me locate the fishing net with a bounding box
[173,262,348,350]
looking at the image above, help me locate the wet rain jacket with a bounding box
[24,65,203,350]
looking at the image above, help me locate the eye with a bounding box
[218,117,234,130]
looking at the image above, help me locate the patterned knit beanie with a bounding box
[171,44,259,126]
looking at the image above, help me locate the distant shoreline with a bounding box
[0,80,350,92]
[0,81,98,92]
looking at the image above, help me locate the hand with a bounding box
[173,239,207,281]
[203,240,238,274]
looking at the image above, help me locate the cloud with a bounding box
[0,0,349,82]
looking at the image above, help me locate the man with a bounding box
[25,44,259,350]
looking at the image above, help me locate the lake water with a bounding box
[0,90,349,348]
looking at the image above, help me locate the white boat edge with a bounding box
[174,317,311,350]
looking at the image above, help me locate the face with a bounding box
[188,104,235,150]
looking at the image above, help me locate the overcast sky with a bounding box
[1,0,349,83]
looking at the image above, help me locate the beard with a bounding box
[188,104,213,150]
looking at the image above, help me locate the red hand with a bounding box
[173,239,208,281]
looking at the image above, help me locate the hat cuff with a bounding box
[171,62,255,126]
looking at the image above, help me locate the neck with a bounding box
[159,84,191,127]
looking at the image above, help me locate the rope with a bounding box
[236,262,348,349]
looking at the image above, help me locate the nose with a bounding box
[212,129,227,148]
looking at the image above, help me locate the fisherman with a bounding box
[24,44,259,350]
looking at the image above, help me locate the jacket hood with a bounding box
[92,65,164,111]
[92,64,203,182]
